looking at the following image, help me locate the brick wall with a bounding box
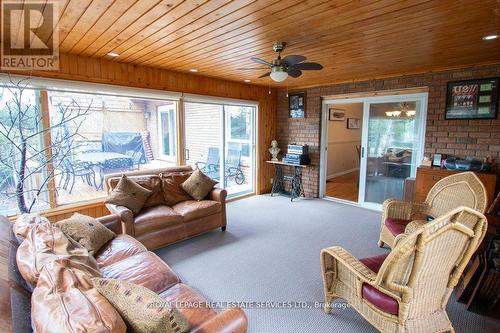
[276,64,500,197]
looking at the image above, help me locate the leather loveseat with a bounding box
[104,166,227,250]
[2,214,247,333]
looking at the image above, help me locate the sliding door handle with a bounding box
[361,147,365,158]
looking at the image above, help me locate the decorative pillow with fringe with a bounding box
[93,278,189,333]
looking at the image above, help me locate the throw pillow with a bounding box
[105,175,152,214]
[108,175,164,208]
[161,172,193,206]
[93,278,189,333]
[57,213,116,255]
[181,169,218,201]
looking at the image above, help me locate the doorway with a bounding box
[320,92,428,210]
[324,103,363,202]
[183,101,256,198]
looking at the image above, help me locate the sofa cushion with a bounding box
[181,170,218,201]
[359,253,389,274]
[384,217,411,236]
[159,283,217,331]
[16,221,99,286]
[362,283,399,315]
[57,213,116,255]
[161,172,193,206]
[106,175,152,215]
[172,200,221,221]
[108,175,164,208]
[93,278,189,333]
[100,251,180,294]
[95,234,147,268]
[134,206,183,236]
[32,259,126,333]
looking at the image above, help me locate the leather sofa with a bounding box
[2,214,247,333]
[104,166,227,250]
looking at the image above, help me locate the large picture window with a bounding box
[0,86,49,215]
[0,80,178,215]
[47,91,178,206]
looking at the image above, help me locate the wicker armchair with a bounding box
[321,206,487,333]
[379,171,487,249]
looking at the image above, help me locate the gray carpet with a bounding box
[155,195,499,333]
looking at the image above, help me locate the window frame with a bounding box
[157,104,177,162]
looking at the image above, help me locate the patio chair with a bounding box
[59,158,96,193]
[97,157,133,189]
[379,171,488,249]
[321,206,487,333]
[126,149,146,169]
[225,148,245,186]
[195,147,220,180]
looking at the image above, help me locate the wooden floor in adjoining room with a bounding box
[325,171,359,202]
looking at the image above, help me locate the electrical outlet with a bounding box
[270,178,274,184]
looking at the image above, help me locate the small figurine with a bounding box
[268,140,280,161]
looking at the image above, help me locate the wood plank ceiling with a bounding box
[9,0,500,88]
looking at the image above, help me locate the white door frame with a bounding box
[157,104,177,162]
[319,92,428,210]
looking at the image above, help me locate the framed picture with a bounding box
[328,107,345,121]
[445,78,499,119]
[289,92,306,118]
[432,153,443,167]
[347,118,360,129]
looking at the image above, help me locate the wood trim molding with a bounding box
[322,87,430,100]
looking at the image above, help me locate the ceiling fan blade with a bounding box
[235,67,269,70]
[291,62,323,70]
[282,55,306,67]
[258,72,271,78]
[287,68,302,78]
[251,57,273,67]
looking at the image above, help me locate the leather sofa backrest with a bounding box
[104,165,193,191]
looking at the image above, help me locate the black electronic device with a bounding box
[444,157,488,171]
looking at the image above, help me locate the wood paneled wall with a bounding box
[1,53,277,219]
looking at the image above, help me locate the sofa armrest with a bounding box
[96,214,122,234]
[191,308,247,333]
[105,204,134,236]
[207,188,227,203]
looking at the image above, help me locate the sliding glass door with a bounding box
[359,95,427,208]
[183,101,255,197]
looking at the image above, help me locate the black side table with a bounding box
[266,160,309,201]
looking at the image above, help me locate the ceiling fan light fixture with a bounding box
[270,66,288,82]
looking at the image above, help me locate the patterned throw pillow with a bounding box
[93,278,189,333]
[57,213,116,255]
[105,175,152,214]
[181,169,218,201]
[108,175,164,208]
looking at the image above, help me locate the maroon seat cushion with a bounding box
[384,217,411,236]
[362,284,399,315]
[359,253,389,273]
[359,253,398,315]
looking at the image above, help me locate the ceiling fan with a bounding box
[238,42,323,82]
